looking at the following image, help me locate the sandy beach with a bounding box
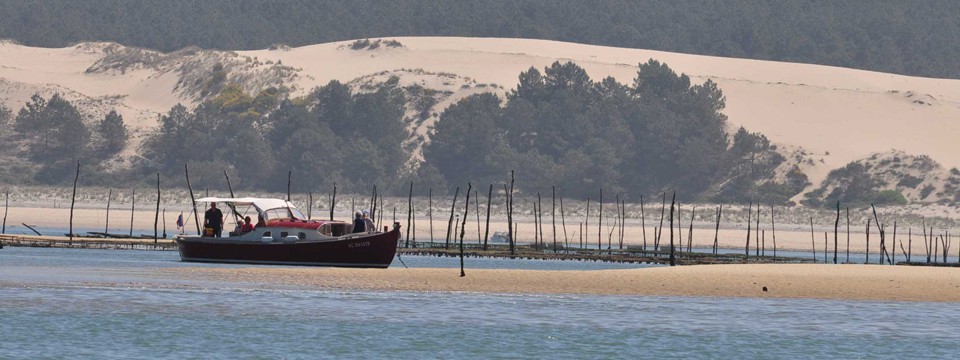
[169,264,960,303]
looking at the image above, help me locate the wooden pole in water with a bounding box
[598,188,602,250]
[607,200,618,253]
[404,181,413,248]
[104,189,112,234]
[560,191,568,251]
[504,184,512,251]
[922,220,929,263]
[871,204,889,264]
[370,191,383,230]
[668,192,676,266]
[866,219,871,264]
[892,221,897,264]
[615,194,621,250]
[834,201,840,264]
[713,204,722,255]
[330,182,337,221]
[656,193,665,251]
[755,203,760,256]
[459,183,472,277]
[162,208,167,239]
[621,199,626,250]
[585,196,590,249]
[69,160,80,243]
[475,188,481,245]
[532,202,539,249]
[761,230,765,257]
[308,192,313,219]
[406,181,413,248]
[428,187,434,242]
[2,190,8,234]
[810,217,816,262]
[687,206,694,253]
[369,185,377,219]
[538,193,545,250]
[445,186,460,249]
[286,170,292,202]
[745,202,752,261]
[552,187,557,253]
[771,205,776,260]
[933,233,939,264]
[676,202,681,251]
[483,184,492,250]
[154,173,160,245]
[412,198,416,245]
[640,195,646,252]
[845,207,850,263]
[130,188,136,237]
[184,164,199,234]
[621,198,627,250]
[507,170,515,255]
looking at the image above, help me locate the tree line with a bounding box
[0,94,126,183]
[0,0,957,79]
[423,60,807,204]
[0,60,809,204]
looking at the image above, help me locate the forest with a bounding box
[0,0,957,79]
[0,60,807,204]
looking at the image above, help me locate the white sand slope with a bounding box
[2,37,960,187]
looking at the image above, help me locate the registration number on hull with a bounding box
[348,241,371,248]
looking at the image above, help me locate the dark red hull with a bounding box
[175,227,400,268]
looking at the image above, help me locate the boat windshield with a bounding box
[262,206,307,221]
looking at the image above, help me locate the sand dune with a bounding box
[172,264,960,302]
[2,37,960,188]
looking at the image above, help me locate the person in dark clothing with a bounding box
[204,202,224,237]
[352,211,365,233]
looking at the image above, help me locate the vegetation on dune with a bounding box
[0,0,957,79]
[423,60,804,203]
[0,94,128,184]
[140,81,411,193]
[801,153,949,208]
[0,59,802,204]
[11,61,960,209]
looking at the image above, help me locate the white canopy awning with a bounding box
[195,197,297,212]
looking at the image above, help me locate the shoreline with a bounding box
[0,205,948,256]
[168,264,960,303]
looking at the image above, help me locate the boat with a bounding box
[490,231,511,244]
[175,197,399,268]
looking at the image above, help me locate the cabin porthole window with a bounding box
[262,231,272,237]
[298,232,306,240]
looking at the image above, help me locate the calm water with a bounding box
[1,247,959,359]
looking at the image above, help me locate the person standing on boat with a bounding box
[362,210,375,233]
[204,202,224,237]
[352,211,366,233]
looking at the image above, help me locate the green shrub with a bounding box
[896,175,923,188]
[874,190,907,205]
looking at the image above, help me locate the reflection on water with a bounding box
[1,247,959,359]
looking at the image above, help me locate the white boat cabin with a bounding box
[177,197,374,242]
